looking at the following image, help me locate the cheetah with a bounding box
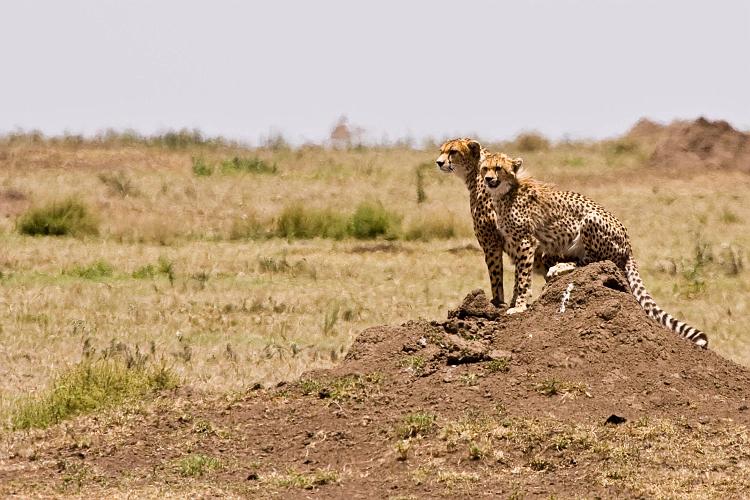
[480,152,708,348]
[435,139,562,307]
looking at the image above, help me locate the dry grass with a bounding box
[419,411,750,497]
[0,137,748,415]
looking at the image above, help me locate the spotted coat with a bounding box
[435,139,561,307]
[480,152,708,348]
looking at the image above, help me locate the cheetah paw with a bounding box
[506,304,528,315]
[546,262,577,280]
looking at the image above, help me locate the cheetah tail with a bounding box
[624,256,708,348]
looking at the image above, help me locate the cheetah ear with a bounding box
[512,157,524,173]
[467,140,481,159]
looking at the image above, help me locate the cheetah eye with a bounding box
[449,149,457,155]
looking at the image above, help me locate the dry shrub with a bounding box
[512,131,551,152]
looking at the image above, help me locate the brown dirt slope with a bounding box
[647,117,750,172]
[2,262,750,498]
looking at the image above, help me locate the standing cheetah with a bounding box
[480,152,708,347]
[435,139,562,307]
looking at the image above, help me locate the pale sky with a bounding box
[1,0,748,144]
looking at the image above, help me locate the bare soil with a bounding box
[2,262,750,498]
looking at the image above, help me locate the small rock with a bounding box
[604,414,627,425]
[444,320,459,334]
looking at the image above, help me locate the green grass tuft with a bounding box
[65,260,114,280]
[9,358,179,430]
[176,454,222,477]
[404,215,457,241]
[349,201,400,239]
[486,358,511,373]
[395,411,436,439]
[220,156,278,174]
[132,264,156,279]
[191,157,213,176]
[275,204,349,240]
[17,198,99,237]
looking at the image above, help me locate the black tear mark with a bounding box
[602,277,628,293]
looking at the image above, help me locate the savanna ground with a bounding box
[0,128,748,497]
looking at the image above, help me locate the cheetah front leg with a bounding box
[507,237,537,315]
[482,249,506,307]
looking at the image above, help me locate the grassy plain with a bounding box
[0,133,748,420]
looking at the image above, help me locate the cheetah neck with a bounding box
[493,178,544,210]
[463,163,484,204]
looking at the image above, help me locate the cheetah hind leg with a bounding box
[546,262,578,281]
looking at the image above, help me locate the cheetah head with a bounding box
[435,138,482,181]
[480,153,524,196]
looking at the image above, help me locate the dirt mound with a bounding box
[648,117,750,171]
[3,262,750,498]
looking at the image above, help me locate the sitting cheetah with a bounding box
[480,152,708,347]
[435,138,563,307]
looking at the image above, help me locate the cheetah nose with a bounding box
[436,160,445,168]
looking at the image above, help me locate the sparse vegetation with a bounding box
[534,378,590,397]
[132,263,156,279]
[220,156,278,174]
[64,260,114,280]
[264,468,340,489]
[299,373,382,401]
[17,198,99,237]
[395,411,436,439]
[191,157,213,176]
[395,439,411,461]
[98,171,139,197]
[322,303,340,336]
[415,162,432,203]
[401,355,426,375]
[176,454,222,477]
[486,358,510,373]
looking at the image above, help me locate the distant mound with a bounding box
[647,117,750,172]
[624,117,667,143]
